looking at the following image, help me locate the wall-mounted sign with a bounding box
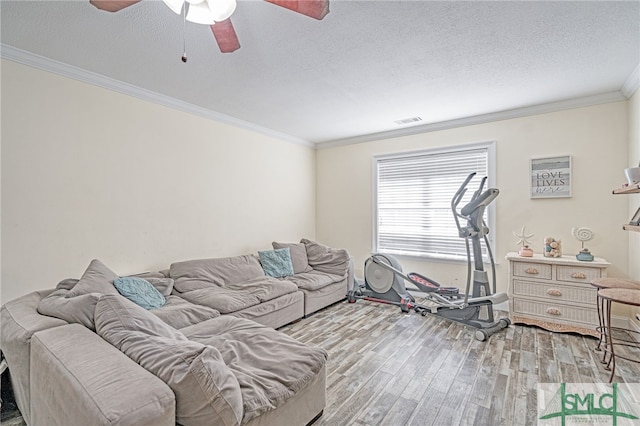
[530,155,572,198]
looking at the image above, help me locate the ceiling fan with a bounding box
[90,0,330,54]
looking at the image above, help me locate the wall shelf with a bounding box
[612,184,640,195]
[623,224,640,232]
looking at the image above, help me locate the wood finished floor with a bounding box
[2,300,640,426]
[280,300,640,426]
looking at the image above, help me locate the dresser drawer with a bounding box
[556,265,602,284]
[513,262,552,280]
[512,280,597,305]
[512,297,598,326]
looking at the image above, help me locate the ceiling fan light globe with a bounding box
[163,0,184,14]
[209,0,236,22]
[186,0,205,4]
[186,1,216,24]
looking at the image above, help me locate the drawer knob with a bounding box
[525,268,539,275]
[571,272,586,279]
[546,308,562,316]
[547,289,562,297]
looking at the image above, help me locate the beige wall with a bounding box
[0,60,316,304]
[317,102,630,295]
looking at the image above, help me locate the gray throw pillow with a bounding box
[95,295,243,426]
[37,289,101,330]
[66,259,119,298]
[272,242,313,274]
[145,277,175,297]
[55,278,79,291]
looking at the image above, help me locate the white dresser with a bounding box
[506,252,609,337]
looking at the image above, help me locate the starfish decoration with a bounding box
[513,226,534,247]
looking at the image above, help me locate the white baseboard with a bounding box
[494,301,509,312]
[628,316,640,342]
[611,315,631,330]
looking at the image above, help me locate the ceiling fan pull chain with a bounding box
[181,3,187,63]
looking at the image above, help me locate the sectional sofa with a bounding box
[0,239,352,425]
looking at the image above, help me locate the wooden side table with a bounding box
[596,287,640,382]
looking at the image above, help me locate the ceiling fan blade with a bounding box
[89,0,142,12]
[265,0,329,20]
[210,19,241,53]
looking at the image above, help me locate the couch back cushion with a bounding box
[66,259,119,298]
[272,242,313,274]
[301,239,350,276]
[95,295,243,426]
[144,277,175,297]
[170,255,265,293]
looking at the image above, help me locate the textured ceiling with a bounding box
[1,0,639,145]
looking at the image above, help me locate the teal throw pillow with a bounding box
[259,248,295,278]
[113,276,166,310]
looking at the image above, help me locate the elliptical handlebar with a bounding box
[451,172,475,237]
[452,173,499,238]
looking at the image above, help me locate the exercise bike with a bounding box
[347,172,510,341]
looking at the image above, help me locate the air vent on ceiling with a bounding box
[394,116,422,125]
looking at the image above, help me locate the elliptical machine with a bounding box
[347,172,510,341]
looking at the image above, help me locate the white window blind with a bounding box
[374,144,494,260]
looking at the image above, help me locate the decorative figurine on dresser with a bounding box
[572,226,595,261]
[506,252,609,337]
[513,226,534,257]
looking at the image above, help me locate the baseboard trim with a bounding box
[611,315,630,330]
[628,316,640,342]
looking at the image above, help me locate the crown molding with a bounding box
[3,44,636,151]
[0,44,314,148]
[316,91,627,149]
[621,63,640,99]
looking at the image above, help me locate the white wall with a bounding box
[317,102,630,295]
[1,59,316,304]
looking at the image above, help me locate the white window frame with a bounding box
[372,141,497,262]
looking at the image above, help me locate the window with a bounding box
[373,142,496,261]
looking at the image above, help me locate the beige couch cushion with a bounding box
[283,270,344,291]
[301,239,350,276]
[66,259,119,297]
[272,242,313,274]
[151,295,220,329]
[142,277,174,297]
[170,255,265,292]
[37,289,101,330]
[182,316,328,424]
[95,295,243,426]
[177,277,298,314]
